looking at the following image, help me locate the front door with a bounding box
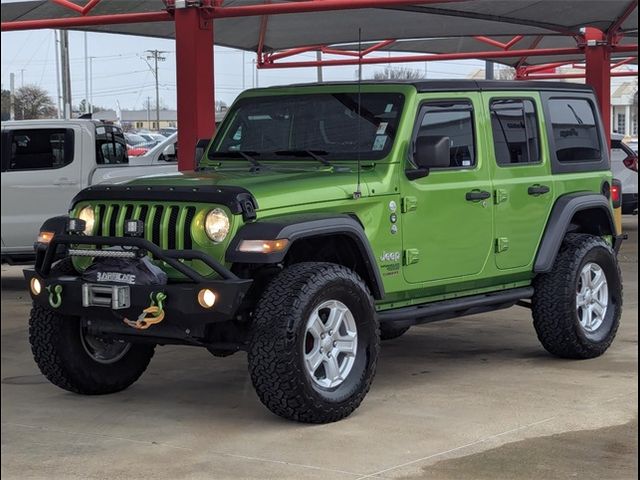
[400,94,494,284]
[1,127,81,251]
[482,93,554,270]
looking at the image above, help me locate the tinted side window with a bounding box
[415,101,476,168]
[7,128,74,171]
[490,99,540,166]
[548,98,601,163]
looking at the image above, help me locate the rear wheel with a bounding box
[532,234,622,359]
[248,262,379,423]
[29,258,155,394]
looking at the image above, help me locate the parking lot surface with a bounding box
[1,217,637,480]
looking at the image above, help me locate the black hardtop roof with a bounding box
[266,79,594,93]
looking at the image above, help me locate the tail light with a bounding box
[623,154,638,172]
[611,179,622,209]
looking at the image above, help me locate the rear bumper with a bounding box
[25,234,252,342]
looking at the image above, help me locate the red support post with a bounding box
[583,28,612,144]
[174,5,215,171]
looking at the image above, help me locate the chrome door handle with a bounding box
[53,178,78,186]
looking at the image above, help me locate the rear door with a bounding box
[1,126,81,251]
[482,92,554,270]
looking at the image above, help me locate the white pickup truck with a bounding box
[1,119,178,262]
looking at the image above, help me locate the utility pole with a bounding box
[20,68,26,87]
[54,30,62,118]
[9,73,15,120]
[145,49,168,131]
[147,96,151,128]
[89,57,94,114]
[316,51,323,83]
[84,32,90,114]
[242,51,246,89]
[485,61,495,80]
[60,30,72,119]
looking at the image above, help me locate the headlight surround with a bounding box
[204,208,230,243]
[77,206,96,234]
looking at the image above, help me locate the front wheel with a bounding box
[248,262,379,423]
[532,234,622,359]
[29,259,155,394]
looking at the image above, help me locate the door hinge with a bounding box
[401,196,418,213]
[495,237,509,253]
[494,189,509,204]
[403,248,420,265]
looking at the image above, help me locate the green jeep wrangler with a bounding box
[26,80,624,423]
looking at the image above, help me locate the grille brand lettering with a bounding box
[97,272,136,284]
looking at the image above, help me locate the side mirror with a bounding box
[195,138,209,165]
[162,143,176,160]
[414,135,451,169]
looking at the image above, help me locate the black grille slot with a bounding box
[96,204,106,236]
[183,207,196,250]
[152,205,164,247]
[138,205,149,225]
[167,207,179,250]
[123,204,134,224]
[108,204,121,236]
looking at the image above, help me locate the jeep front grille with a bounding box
[94,203,197,251]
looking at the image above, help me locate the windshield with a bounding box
[209,92,405,162]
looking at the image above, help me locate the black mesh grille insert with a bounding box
[183,207,196,250]
[108,204,120,236]
[152,205,164,247]
[167,207,179,250]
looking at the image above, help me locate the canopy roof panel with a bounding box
[1,0,637,67]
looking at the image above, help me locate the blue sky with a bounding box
[1,29,488,111]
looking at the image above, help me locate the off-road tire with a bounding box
[248,262,379,423]
[29,258,156,394]
[380,323,410,341]
[532,234,622,359]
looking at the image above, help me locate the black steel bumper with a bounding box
[25,234,252,340]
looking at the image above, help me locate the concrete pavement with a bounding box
[1,217,637,480]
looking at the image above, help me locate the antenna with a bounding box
[353,28,363,200]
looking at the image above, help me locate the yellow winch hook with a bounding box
[123,292,167,330]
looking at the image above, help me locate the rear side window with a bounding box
[95,126,128,165]
[490,99,540,166]
[415,101,476,168]
[548,98,601,163]
[6,128,74,171]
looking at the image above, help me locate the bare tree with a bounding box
[1,89,10,121]
[496,66,516,80]
[14,85,57,120]
[373,66,424,80]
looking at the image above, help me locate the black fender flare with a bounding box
[39,215,70,236]
[534,193,616,273]
[226,213,384,299]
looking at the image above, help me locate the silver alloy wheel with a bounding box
[576,262,609,333]
[303,300,358,389]
[80,325,131,364]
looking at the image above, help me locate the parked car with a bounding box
[611,134,638,214]
[128,133,178,165]
[159,127,177,137]
[136,132,166,144]
[26,80,624,423]
[1,119,177,262]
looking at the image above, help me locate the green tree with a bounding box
[14,85,57,120]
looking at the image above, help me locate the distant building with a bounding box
[91,108,227,130]
[611,82,638,138]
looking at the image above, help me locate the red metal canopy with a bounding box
[1,0,638,170]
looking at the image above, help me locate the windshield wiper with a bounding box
[274,150,332,167]
[208,150,266,170]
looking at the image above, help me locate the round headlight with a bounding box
[205,208,230,243]
[78,206,95,234]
